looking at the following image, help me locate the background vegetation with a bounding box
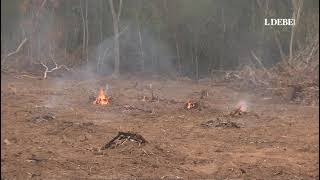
[1,0,319,79]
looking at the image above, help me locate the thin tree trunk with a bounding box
[175,34,181,74]
[289,22,295,62]
[195,55,199,80]
[85,0,89,62]
[273,31,286,61]
[138,26,144,72]
[136,10,144,72]
[97,0,104,73]
[112,13,120,76]
[80,0,86,58]
[109,0,122,77]
[100,0,103,43]
[220,8,225,70]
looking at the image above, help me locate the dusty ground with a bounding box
[1,72,319,180]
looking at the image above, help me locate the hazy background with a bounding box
[1,0,319,79]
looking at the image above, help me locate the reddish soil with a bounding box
[1,73,319,180]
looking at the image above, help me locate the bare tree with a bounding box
[109,0,123,77]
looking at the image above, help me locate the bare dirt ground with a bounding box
[1,72,319,180]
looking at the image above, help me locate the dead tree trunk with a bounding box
[136,11,144,72]
[175,34,181,74]
[109,0,123,77]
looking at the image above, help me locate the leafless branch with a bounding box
[40,62,70,79]
[40,54,71,79]
[2,38,28,62]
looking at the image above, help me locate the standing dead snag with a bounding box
[109,0,123,77]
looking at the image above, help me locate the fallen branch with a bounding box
[15,74,40,79]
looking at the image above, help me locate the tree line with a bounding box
[1,0,319,78]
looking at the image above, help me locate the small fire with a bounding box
[236,100,248,112]
[93,88,109,105]
[230,100,248,116]
[186,100,197,110]
[142,96,147,102]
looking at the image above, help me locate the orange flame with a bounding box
[186,100,196,109]
[142,96,147,102]
[236,100,248,112]
[93,88,109,105]
[230,100,248,116]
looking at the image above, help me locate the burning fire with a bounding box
[93,88,109,105]
[236,100,248,112]
[230,100,248,116]
[142,96,147,102]
[186,100,197,110]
